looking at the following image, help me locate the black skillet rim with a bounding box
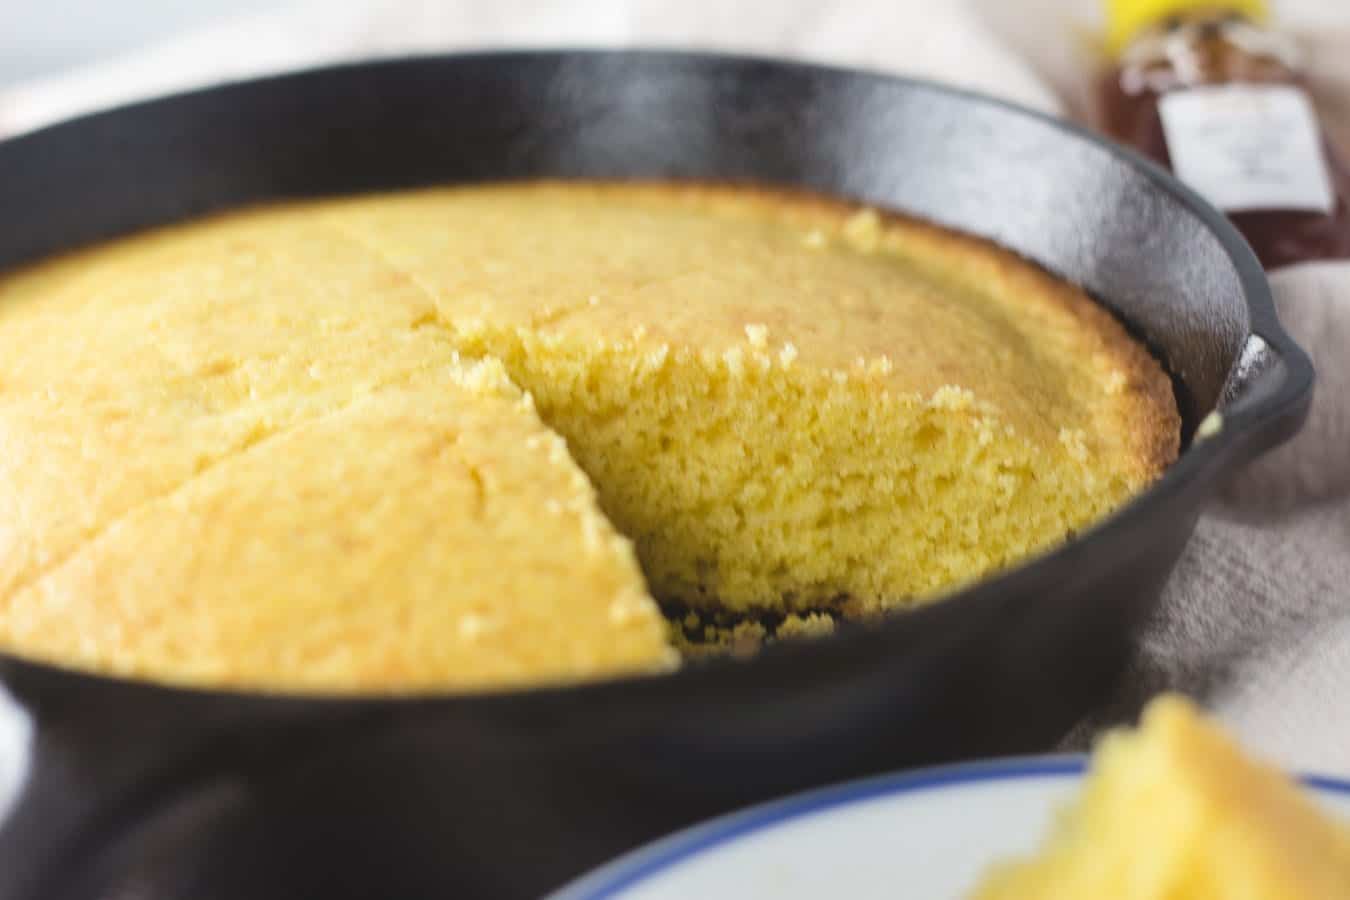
[0,48,1316,707]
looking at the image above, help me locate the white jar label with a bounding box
[1158,84,1335,214]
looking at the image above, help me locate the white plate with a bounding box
[550,757,1350,900]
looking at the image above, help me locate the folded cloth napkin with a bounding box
[1,0,1346,773]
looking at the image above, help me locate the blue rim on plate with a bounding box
[548,755,1350,900]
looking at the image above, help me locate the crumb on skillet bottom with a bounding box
[662,599,841,660]
[0,180,1179,692]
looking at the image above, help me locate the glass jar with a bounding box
[1098,0,1350,268]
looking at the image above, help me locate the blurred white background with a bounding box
[3,0,1346,88]
[1,0,278,85]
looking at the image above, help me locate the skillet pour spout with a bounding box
[0,51,1313,900]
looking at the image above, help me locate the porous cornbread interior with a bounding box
[0,216,672,691]
[0,181,1178,689]
[972,696,1350,899]
[318,182,1177,614]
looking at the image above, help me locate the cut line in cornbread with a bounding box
[0,180,1179,691]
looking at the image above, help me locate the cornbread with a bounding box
[0,180,1178,690]
[972,696,1350,899]
[319,182,1177,614]
[0,214,672,691]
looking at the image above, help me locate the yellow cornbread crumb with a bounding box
[972,696,1350,899]
[842,208,883,253]
[802,228,828,249]
[666,609,836,659]
[0,180,1178,690]
[775,612,836,639]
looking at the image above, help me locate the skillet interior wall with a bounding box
[0,52,1247,440]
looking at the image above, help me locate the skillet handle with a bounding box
[0,663,254,900]
[0,666,189,900]
[0,685,33,830]
[0,660,372,900]
[1212,328,1315,466]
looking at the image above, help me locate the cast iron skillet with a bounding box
[0,51,1313,899]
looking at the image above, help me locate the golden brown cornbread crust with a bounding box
[0,179,1180,691]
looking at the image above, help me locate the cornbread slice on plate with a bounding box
[0,216,672,692]
[972,697,1350,899]
[0,180,1178,691]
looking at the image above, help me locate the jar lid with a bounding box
[1105,0,1270,56]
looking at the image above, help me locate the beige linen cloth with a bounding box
[1,0,1346,774]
